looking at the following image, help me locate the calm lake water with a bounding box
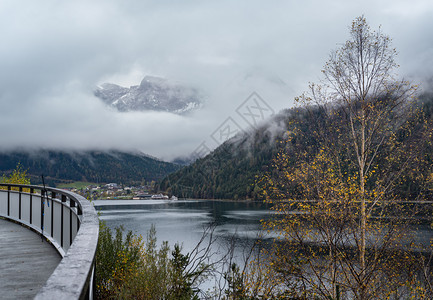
[93,199,433,295]
[93,200,433,248]
[94,199,275,255]
[94,199,433,253]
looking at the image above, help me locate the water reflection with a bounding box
[94,199,272,254]
[94,199,433,254]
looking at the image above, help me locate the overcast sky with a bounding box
[1,0,432,160]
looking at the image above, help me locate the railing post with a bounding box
[70,209,73,246]
[61,195,66,248]
[51,196,54,237]
[50,192,55,237]
[77,204,82,232]
[7,185,10,216]
[70,199,75,245]
[41,188,45,237]
[30,188,33,224]
[19,186,22,219]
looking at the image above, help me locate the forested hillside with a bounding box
[159,90,433,200]
[158,109,295,199]
[0,150,180,186]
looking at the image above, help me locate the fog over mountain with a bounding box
[0,1,432,160]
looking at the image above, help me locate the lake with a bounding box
[94,199,433,250]
[94,199,275,256]
[93,198,433,295]
[94,198,433,244]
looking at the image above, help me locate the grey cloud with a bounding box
[1,0,432,160]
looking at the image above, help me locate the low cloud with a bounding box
[1,0,432,160]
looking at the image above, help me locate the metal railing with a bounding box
[0,183,99,299]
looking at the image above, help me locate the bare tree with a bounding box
[261,16,432,299]
[319,17,416,278]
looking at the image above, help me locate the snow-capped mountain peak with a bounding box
[94,76,203,114]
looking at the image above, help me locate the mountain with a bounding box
[94,76,202,114]
[158,92,433,200]
[0,149,181,187]
[158,111,291,200]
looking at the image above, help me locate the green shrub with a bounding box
[95,223,206,299]
[95,222,142,298]
[0,163,31,191]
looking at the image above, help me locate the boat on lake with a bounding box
[151,193,169,199]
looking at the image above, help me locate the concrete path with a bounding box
[0,218,61,299]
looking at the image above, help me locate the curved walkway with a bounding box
[0,218,61,299]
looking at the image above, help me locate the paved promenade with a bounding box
[0,218,61,299]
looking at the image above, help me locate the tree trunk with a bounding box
[360,111,366,299]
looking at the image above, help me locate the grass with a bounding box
[57,181,98,189]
